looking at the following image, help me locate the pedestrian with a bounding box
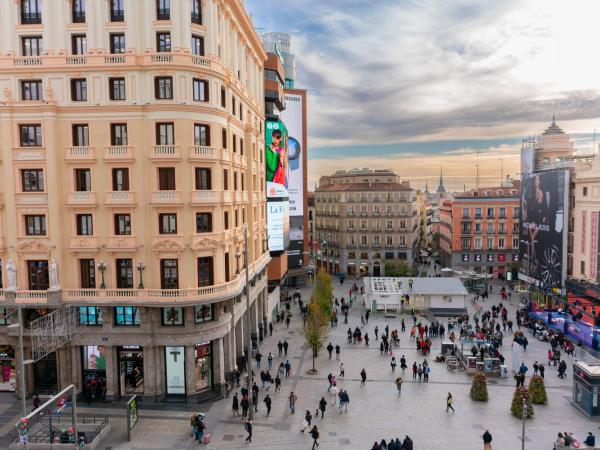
[264,394,272,416]
[395,376,402,396]
[412,362,417,380]
[391,356,397,373]
[339,362,345,378]
[274,374,281,393]
[375,326,379,340]
[310,425,320,449]
[533,361,539,375]
[286,316,291,328]
[401,318,406,332]
[539,364,545,379]
[269,322,273,336]
[483,429,492,450]
[241,393,249,418]
[425,365,430,382]
[335,344,341,360]
[446,392,455,413]
[366,310,370,323]
[244,418,253,442]
[194,416,206,443]
[329,384,338,405]
[400,355,407,373]
[283,340,289,356]
[402,435,413,450]
[232,393,240,417]
[301,410,312,432]
[318,397,327,418]
[360,368,367,387]
[33,393,41,410]
[327,342,334,359]
[268,352,273,369]
[278,341,283,356]
[380,341,385,355]
[417,364,422,382]
[289,391,297,414]
[365,333,370,346]
[339,389,350,413]
[255,352,262,369]
[285,360,292,377]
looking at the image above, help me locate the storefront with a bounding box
[164,346,186,396]
[33,351,58,394]
[81,345,107,401]
[194,342,213,393]
[0,345,16,392]
[573,362,600,417]
[117,346,144,397]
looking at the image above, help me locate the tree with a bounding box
[313,269,333,316]
[384,259,411,277]
[511,387,534,419]
[304,303,327,374]
[470,371,488,401]
[528,375,548,404]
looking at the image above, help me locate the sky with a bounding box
[247,0,600,192]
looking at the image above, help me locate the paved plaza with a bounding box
[1,273,598,450]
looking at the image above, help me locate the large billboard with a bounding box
[280,93,305,216]
[519,170,570,288]
[267,200,290,252]
[265,120,289,198]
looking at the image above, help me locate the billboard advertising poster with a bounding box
[520,147,534,178]
[268,200,290,252]
[280,93,305,217]
[288,238,304,268]
[266,121,289,198]
[165,346,185,395]
[519,170,569,288]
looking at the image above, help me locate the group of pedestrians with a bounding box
[370,436,413,450]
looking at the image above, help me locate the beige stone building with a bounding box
[0,0,272,401]
[314,169,418,277]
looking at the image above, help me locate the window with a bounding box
[21,80,42,101]
[197,257,214,287]
[162,307,183,325]
[474,238,482,249]
[71,78,87,101]
[80,306,102,325]
[21,0,41,24]
[234,209,239,227]
[115,259,133,288]
[461,238,470,249]
[191,35,204,55]
[114,306,140,325]
[583,186,589,197]
[231,96,236,115]
[240,138,244,155]
[27,260,48,290]
[159,213,177,234]
[154,76,173,100]
[399,236,406,246]
[581,260,586,275]
[239,104,243,121]
[160,259,179,289]
[22,36,42,56]
[156,0,170,20]
[110,33,126,54]
[499,223,505,233]
[25,215,46,235]
[232,135,237,153]
[195,305,213,323]
[462,208,469,218]
[71,34,87,55]
[72,0,85,22]
[223,169,229,190]
[499,207,506,219]
[193,79,209,102]
[486,223,494,234]
[475,207,482,219]
[156,122,174,145]
[190,0,202,24]
[76,214,93,235]
[224,252,230,282]
[112,168,129,191]
[110,123,128,145]
[21,169,44,191]
[195,168,211,190]
[487,207,494,218]
[110,0,124,22]
[72,124,89,146]
[109,78,126,100]
[74,168,91,191]
[156,32,171,52]
[223,211,229,229]
[220,86,226,107]
[222,128,228,148]
[79,259,96,289]
[19,124,42,147]
[512,238,519,248]
[158,167,176,190]
[194,124,210,146]
[486,238,493,249]
[196,213,212,233]
[475,223,482,233]
[386,236,393,246]
[498,238,505,248]
[114,214,131,235]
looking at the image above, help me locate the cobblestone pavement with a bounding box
[1,270,598,450]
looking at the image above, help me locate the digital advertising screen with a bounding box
[265,120,289,198]
[267,200,290,252]
[280,93,305,217]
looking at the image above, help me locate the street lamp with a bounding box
[521,397,527,450]
[97,260,107,289]
[136,262,146,289]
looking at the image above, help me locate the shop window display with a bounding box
[0,345,16,392]
[195,342,212,392]
[82,345,106,401]
[118,346,144,396]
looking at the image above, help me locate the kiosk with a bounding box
[572,362,600,417]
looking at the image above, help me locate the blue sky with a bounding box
[247,0,600,191]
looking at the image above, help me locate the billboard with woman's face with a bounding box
[519,169,569,288]
[265,121,289,198]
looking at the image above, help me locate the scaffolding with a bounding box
[30,306,85,362]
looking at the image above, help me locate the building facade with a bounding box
[0,0,271,401]
[314,169,419,277]
[440,181,520,280]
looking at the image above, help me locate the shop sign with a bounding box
[165,346,185,395]
[195,342,210,358]
[122,345,141,350]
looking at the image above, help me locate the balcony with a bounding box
[253,191,259,203]
[66,56,87,65]
[151,190,182,205]
[189,146,217,161]
[68,236,99,251]
[104,55,127,64]
[222,149,230,162]
[104,146,133,161]
[106,235,137,251]
[65,146,95,161]
[16,192,47,206]
[110,10,124,22]
[151,145,180,160]
[234,191,242,203]
[191,190,219,205]
[192,55,209,67]
[21,12,42,24]
[156,8,170,20]
[232,153,242,166]
[150,53,173,63]
[104,191,136,207]
[13,56,42,67]
[13,147,45,161]
[66,191,97,206]
[222,191,232,204]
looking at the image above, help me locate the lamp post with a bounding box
[97,260,107,289]
[136,262,146,289]
[521,397,527,450]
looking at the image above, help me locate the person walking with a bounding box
[339,389,350,413]
[286,315,291,328]
[267,352,273,369]
[412,362,417,380]
[269,322,273,336]
[318,397,327,418]
[277,341,283,356]
[483,429,492,450]
[329,384,338,405]
[301,410,312,432]
[244,418,253,443]
[255,352,262,369]
[289,391,297,414]
[446,392,455,413]
[194,416,206,443]
[232,393,240,417]
[241,393,249,419]
[274,374,281,393]
[360,368,367,387]
[264,394,272,417]
[375,326,379,340]
[310,425,320,450]
[283,340,289,356]
[395,376,402,396]
[400,355,407,373]
[339,362,345,378]
[417,364,423,383]
[365,333,370,346]
[285,360,292,377]
[327,342,334,359]
[391,356,397,373]
[335,344,341,360]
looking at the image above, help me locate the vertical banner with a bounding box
[165,346,185,395]
[582,211,587,254]
[592,212,599,281]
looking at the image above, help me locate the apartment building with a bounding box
[0,0,271,401]
[440,181,520,280]
[314,169,419,277]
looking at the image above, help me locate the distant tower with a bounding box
[436,168,446,194]
[425,179,429,194]
[262,32,296,88]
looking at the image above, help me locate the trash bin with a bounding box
[500,365,508,378]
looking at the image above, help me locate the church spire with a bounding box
[436,167,446,193]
